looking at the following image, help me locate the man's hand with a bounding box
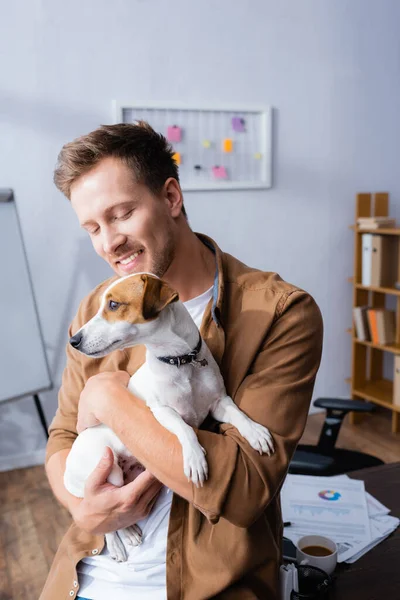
[77,370,130,433]
[71,446,163,535]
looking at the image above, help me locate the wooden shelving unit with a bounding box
[350,193,400,433]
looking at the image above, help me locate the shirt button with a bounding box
[69,591,75,597]
[91,548,99,555]
[73,580,78,587]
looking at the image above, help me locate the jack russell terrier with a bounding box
[64,272,274,562]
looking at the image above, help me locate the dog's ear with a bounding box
[140,274,179,320]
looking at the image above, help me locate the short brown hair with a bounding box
[54,121,186,216]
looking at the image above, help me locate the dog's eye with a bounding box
[108,300,120,311]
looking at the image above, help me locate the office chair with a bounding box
[289,397,385,476]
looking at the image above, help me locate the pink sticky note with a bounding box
[232,117,245,132]
[167,125,182,142]
[212,166,228,179]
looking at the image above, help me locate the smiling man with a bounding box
[41,122,323,600]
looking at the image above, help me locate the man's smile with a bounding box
[116,248,144,273]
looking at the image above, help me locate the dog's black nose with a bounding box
[69,331,83,349]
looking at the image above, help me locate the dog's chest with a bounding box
[128,362,209,427]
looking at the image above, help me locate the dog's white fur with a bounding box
[64,273,274,562]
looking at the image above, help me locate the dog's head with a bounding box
[69,273,179,357]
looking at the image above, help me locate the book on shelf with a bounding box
[357,217,396,229]
[361,234,373,286]
[364,309,396,345]
[353,306,371,341]
[394,356,400,407]
[366,309,379,344]
[376,310,396,345]
[361,233,398,287]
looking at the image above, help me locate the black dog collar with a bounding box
[157,334,208,368]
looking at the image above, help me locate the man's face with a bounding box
[70,157,177,278]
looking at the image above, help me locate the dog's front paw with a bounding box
[105,531,128,562]
[239,421,275,456]
[183,444,208,487]
[119,524,143,547]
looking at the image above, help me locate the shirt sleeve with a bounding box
[44,314,85,465]
[191,290,324,527]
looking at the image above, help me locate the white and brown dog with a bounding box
[64,273,274,561]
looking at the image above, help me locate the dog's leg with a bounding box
[106,456,143,560]
[210,396,274,455]
[118,525,143,547]
[105,531,128,562]
[150,406,208,487]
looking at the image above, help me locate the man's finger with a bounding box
[85,446,115,494]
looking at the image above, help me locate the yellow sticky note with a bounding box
[254,152,262,160]
[223,138,233,153]
[202,140,211,148]
[172,152,181,165]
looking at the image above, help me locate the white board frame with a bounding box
[0,189,52,404]
[113,101,272,191]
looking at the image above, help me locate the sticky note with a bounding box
[172,152,181,165]
[167,126,182,143]
[254,152,262,160]
[232,117,245,132]
[202,140,211,148]
[223,138,233,153]
[212,166,228,179]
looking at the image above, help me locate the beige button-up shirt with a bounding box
[41,234,323,599]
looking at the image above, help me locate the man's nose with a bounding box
[70,331,83,349]
[102,229,127,256]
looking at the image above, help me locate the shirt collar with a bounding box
[195,233,224,328]
[193,233,226,367]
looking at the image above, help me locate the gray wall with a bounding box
[1,0,400,469]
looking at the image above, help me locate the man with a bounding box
[41,121,323,600]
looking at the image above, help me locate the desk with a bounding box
[332,462,400,600]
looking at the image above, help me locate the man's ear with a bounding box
[140,274,179,320]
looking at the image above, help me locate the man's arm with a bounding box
[89,290,323,527]
[45,310,85,505]
[46,448,82,513]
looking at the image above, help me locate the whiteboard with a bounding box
[114,102,272,191]
[0,190,51,403]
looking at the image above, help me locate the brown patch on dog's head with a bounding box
[101,273,179,324]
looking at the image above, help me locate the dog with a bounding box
[64,272,274,562]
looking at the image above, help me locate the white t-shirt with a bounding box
[77,286,213,600]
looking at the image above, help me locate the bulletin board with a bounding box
[113,102,272,191]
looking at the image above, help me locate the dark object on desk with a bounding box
[333,462,400,600]
[289,398,384,476]
[283,537,297,562]
[291,565,332,599]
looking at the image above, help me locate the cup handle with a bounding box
[299,559,310,566]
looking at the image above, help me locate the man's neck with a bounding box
[163,229,215,302]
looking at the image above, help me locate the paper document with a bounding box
[281,474,371,562]
[331,474,390,517]
[345,514,399,563]
[281,473,398,564]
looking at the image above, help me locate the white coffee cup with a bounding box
[296,535,337,575]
